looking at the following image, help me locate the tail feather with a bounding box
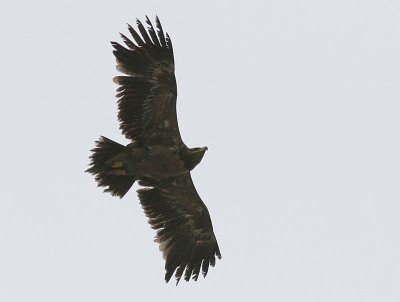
[86,136,135,198]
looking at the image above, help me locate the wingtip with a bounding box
[216,245,222,259]
[155,15,161,27]
[164,271,174,284]
[112,76,120,84]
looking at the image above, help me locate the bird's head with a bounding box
[183,146,208,171]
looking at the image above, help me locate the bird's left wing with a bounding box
[111,16,182,146]
[137,173,221,284]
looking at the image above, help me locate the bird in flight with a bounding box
[86,16,221,284]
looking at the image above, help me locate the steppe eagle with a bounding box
[86,16,221,284]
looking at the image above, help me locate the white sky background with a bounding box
[1,0,400,301]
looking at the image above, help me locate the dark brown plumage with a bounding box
[86,16,221,284]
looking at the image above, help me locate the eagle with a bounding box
[86,16,221,284]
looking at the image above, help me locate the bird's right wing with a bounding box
[137,173,221,284]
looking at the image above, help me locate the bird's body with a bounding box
[105,143,207,181]
[86,16,221,284]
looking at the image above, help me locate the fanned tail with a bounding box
[86,136,136,198]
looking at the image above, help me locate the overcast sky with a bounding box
[1,0,400,301]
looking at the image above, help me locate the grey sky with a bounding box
[1,0,400,301]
